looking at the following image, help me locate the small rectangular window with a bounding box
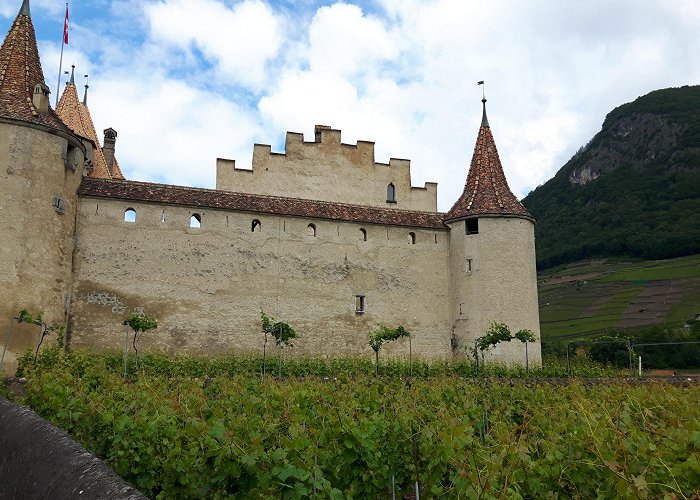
[467,259,473,272]
[355,294,365,313]
[466,219,479,235]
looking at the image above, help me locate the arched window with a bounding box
[124,208,136,223]
[386,182,396,203]
[252,219,261,232]
[359,228,367,241]
[408,231,416,244]
[307,223,317,237]
[190,213,201,228]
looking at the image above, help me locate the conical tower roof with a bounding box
[56,70,124,180]
[0,1,72,133]
[445,100,533,222]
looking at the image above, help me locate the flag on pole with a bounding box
[477,81,484,85]
[63,4,69,45]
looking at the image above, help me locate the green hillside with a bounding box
[523,85,700,270]
[538,254,700,339]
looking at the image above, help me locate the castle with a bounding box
[0,0,541,372]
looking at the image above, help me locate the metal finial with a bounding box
[83,75,89,105]
[19,0,31,17]
[478,81,489,128]
[69,64,75,85]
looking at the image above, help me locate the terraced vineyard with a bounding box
[539,254,700,338]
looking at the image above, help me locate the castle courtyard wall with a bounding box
[69,197,452,359]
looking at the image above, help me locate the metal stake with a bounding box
[1,317,16,375]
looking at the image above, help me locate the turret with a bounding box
[0,0,86,374]
[446,97,541,365]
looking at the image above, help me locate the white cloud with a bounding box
[145,0,282,89]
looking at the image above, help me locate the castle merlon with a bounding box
[445,101,532,223]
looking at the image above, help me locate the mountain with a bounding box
[522,85,700,270]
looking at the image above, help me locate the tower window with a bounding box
[124,208,136,223]
[252,219,261,232]
[52,195,65,215]
[190,213,201,228]
[408,231,416,244]
[466,219,479,235]
[355,294,366,313]
[386,183,396,203]
[307,223,317,237]
[467,259,473,272]
[359,228,367,241]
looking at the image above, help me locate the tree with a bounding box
[261,310,297,377]
[473,321,536,373]
[368,325,410,376]
[123,313,158,374]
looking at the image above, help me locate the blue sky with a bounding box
[2,0,700,210]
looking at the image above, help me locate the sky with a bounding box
[2,0,699,211]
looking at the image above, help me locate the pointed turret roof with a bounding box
[56,73,125,180]
[445,100,533,222]
[0,1,72,133]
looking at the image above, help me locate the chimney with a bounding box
[103,128,117,176]
[32,83,50,113]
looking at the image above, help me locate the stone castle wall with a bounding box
[216,126,438,212]
[69,197,452,359]
[0,122,85,372]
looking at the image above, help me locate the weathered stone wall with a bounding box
[448,216,542,365]
[0,397,146,499]
[216,127,438,212]
[0,122,84,375]
[69,197,452,359]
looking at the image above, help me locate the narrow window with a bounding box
[307,223,317,237]
[190,213,201,228]
[124,208,136,223]
[386,182,396,203]
[359,228,367,241]
[466,218,479,235]
[252,219,261,232]
[467,258,473,272]
[161,211,166,223]
[355,294,365,313]
[52,195,65,215]
[434,234,438,244]
[408,231,416,244]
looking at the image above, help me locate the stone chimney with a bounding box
[103,128,117,176]
[32,83,50,113]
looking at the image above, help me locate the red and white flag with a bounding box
[63,4,69,45]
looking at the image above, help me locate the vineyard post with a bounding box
[566,342,572,376]
[391,475,396,500]
[262,330,268,377]
[0,316,17,375]
[123,323,129,377]
[626,339,633,372]
[474,340,479,375]
[525,340,529,377]
[409,331,412,378]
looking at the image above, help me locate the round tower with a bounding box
[0,0,86,373]
[446,98,541,366]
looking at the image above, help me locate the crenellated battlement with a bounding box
[216,125,438,212]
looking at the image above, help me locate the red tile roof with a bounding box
[0,6,72,134]
[445,102,533,222]
[56,80,125,180]
[78,178,448,229]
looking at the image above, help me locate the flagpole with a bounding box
[55,2,68,108]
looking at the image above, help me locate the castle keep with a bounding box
[0,1,541,371]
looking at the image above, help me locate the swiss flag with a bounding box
[63,4,69,45]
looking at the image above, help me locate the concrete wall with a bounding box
[0,122,84,375]
[69,197,452,359]
[216,127,438,212]
[448,216,542,365]
[0,398,146,499]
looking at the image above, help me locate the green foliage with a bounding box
[16,352,700,499]
[16,309,43,325]
[475,322,536,353]
[261,310,297,348]
[123,313,158,333]
[523,85,700,269]
[368,325,409,352]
